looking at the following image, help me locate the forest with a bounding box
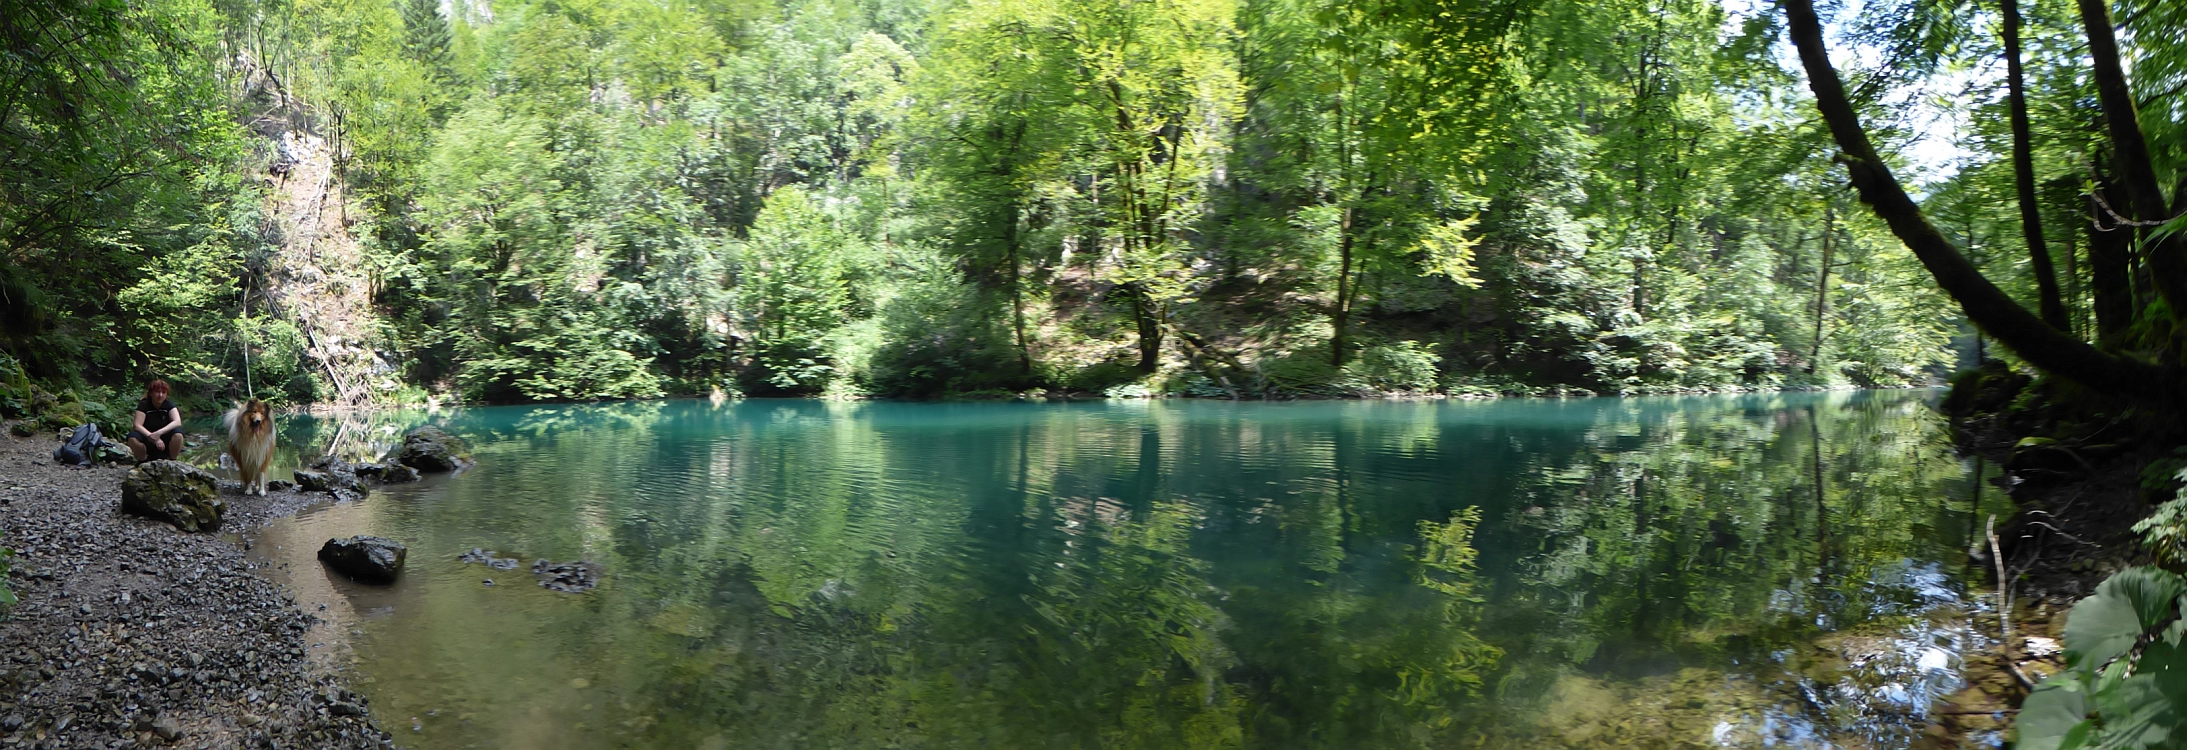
[0,0,2179,407]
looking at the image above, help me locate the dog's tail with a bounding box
[223,402,244,439]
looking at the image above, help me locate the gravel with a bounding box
[0,419,393,749]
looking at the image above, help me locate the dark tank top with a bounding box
[137,398,177,432]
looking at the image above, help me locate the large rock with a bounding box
[293,462,368,497]
[392,426,471,473]
[121,460,225,532]
[33,388,87,431]
[354,461,420,484]
[377,463,421,483]
[317,536,407,583]
[308,454,355,475]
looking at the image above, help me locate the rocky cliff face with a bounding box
[240,53,399,408]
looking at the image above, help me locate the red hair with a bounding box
[144,379,170,401]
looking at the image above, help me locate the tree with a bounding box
[1779,0,2173,402]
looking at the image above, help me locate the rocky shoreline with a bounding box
[0,419,393,749]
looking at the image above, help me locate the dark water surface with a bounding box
[239,391,2000,749]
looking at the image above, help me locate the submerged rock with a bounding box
[392,426,471,473]
[458,547,521,570]
[318,536,407,584]
[120,460,225,532]
[531,559,601,593]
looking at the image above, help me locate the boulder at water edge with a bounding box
[318,536,407,583]
[294,465,368,497]
[393,426,471,473]
[121,460,225,532]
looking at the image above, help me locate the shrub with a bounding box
[1346,341,1442,393]
[862,253,1024,398]
[1062,361,1143,394]
[1256,348,1362,397]
[2134,468,2187,568]
[2021,476,2187,750]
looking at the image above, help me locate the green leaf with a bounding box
[2019,678,2093,750]
[2063,568,2187,670]
[2092,670,2181,749]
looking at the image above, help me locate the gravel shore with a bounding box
[0,420,392,749]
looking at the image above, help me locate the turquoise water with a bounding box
[242,391,1995,749]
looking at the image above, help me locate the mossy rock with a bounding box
[392,426,472,473]
[1940,361,2030,422]
[121,460,225,532]
[30,387,87,430]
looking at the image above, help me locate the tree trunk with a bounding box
[2002,0,2069,330]
[1004,201,1031,377]
[1808,203,1834,374]
[1332,205,1355,368]
[2087,184,2134,339]
[1780,0,2169,401]
[1132,285,1162,373]
[2075,0,2187,314]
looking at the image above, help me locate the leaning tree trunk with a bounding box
[1779,0,2171,402]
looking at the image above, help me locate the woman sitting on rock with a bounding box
[126,379,184,463]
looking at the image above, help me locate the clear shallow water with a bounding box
[236,391,1998,749]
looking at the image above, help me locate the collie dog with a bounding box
[224,399,277,496]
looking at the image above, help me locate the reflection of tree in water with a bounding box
[342,397,1979,749]
[567,401,1503,749]
[234,407,441,473]
[1474,392,1979,747]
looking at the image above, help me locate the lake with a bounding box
[239,391,1998,749]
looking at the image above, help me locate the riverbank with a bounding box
[0,420,392,748]
[1913,364,2179,748]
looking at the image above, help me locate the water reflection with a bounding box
[247,391,1991,749]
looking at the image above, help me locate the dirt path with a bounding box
[0,421,391,749]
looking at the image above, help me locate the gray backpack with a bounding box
[53,423,102,466]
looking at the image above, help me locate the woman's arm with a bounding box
[155,408,181,436]
[132,410,147,434]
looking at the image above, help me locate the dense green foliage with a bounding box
[2017,474,2187,750]
[3,0,2181,404]
[15,0,2094,404]
[2019,566,2187,750]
